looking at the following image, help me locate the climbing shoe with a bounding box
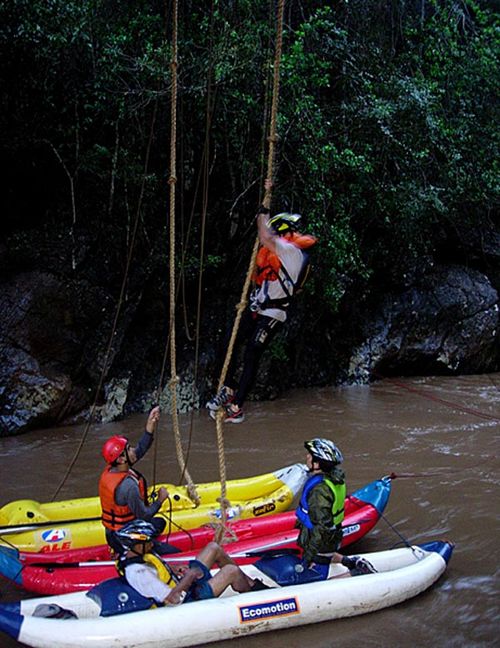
[223,404,245,424]
[343,556,377,576]
[209,403,245,423]
[206,386,233,411]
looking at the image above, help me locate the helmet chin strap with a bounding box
[130,543,148,557]
[125,447,136,466]
[307,458,321,473]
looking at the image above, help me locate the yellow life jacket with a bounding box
[143,553,178,589]
[117,552,178,590]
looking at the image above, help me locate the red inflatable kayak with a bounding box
[1,476,391,595]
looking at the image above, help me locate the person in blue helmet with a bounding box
[295,438,377,580]
[114,520,270,607]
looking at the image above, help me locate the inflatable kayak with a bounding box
[0,463,308,552]
[0,540,453,648]
[0,476,392,595]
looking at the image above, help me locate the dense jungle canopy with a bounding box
[0,0,498,432]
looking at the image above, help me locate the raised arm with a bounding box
[257,210,278,253]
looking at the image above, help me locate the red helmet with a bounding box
[102,435,128,464]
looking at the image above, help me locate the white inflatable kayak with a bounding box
[0,540,453,648]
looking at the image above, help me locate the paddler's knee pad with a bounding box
[255,554,327,586]
[87,577,155,616]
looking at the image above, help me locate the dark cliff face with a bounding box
[1,226,499,436]
[1,190,499,437]
[347,265,499,383]
[1,2,498,435]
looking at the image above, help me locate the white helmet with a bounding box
[304,438,343,465]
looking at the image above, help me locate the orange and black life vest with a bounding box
[252,232,317,310]
[99,467,148,531]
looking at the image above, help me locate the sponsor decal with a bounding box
[253,502,276,517]
[40,542,72,553]
[342,523,360,537]
[213,507,238,520]
[239,597,300,623]
[41,529,67,543]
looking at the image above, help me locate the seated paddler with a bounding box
[293,438,377,582]
[114,520,270,607]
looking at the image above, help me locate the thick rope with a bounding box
[166,0,200,506]
[52,103,159,501]
[214,0,286,543]
[179,29,218,485]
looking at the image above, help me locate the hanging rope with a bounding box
[214,0,286,543]
[51,102,160,501]
[164,0,200,506]
[152,3,221,499]
[178,1,219,485]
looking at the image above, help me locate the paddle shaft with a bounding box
[26,537,304,570]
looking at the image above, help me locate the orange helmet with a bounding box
[102,435,128,464]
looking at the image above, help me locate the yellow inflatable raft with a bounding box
[0,463,307,552]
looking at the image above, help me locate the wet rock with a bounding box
[0,271,113,435]
[157,370,201,414]
[84,377,130,424]
[0,347,73,435]
[348,265,499,382]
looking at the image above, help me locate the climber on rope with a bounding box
[206,179,317,423]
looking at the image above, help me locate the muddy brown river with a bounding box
[1,374,499,647]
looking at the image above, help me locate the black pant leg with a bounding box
[233,315,283,407]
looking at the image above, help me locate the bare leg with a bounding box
[195,541,238,569]
[208,564,253,596]
[195,542,255,595]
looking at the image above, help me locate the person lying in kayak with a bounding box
[99,406,172,555]
[294,438,377,581]
[115,520,270,606]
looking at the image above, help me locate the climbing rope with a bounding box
[152,1,222,508]
[176,3,219,486]
[163,0,200,506]
[213,0,286,544]
[51,101,160,502]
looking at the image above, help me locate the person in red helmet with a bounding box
[99,406,169,554]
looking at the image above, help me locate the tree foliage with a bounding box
[0,0,498,315]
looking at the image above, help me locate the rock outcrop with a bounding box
[348,265,499,382]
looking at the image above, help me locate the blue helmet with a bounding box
[115,520,158,552]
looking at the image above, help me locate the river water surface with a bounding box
[1,374,499,647]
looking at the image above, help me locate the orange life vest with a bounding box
[253,232,317,286]
[99,467,148,531]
